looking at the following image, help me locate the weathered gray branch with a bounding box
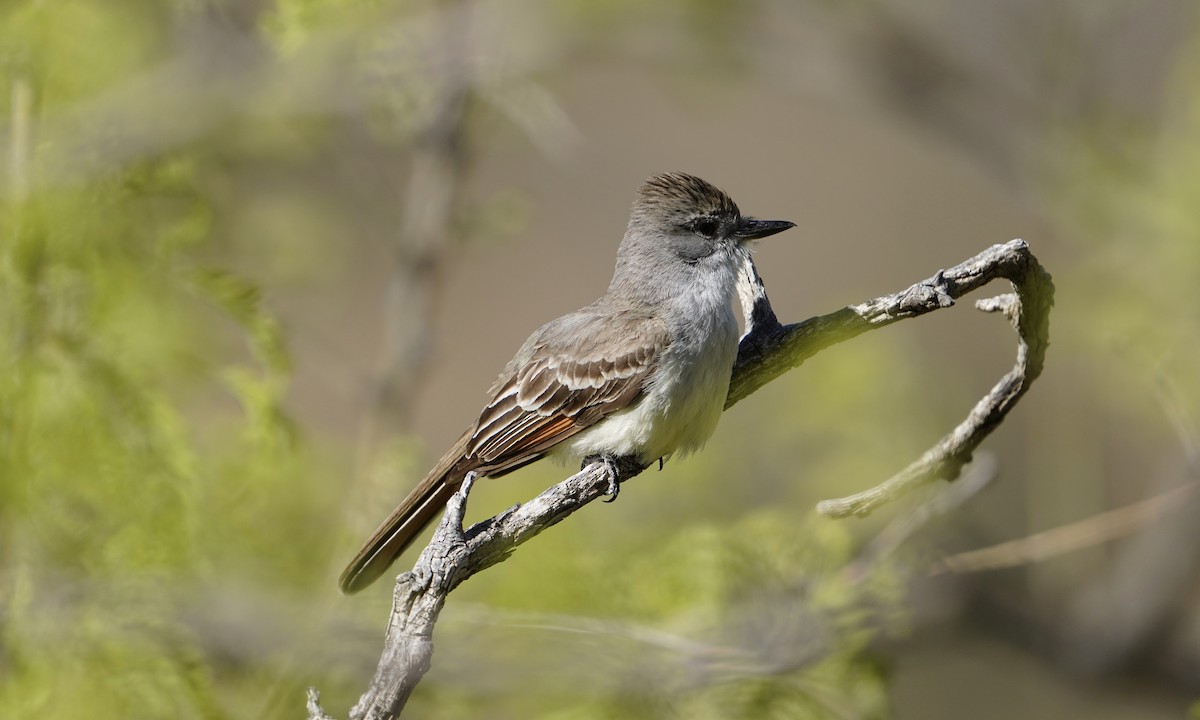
[341,458,647,720]
[311,238,1054,720]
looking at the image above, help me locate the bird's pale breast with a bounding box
[555,266,740,465]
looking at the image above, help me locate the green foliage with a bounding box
[265,0,387,54]
[0,151,327,720]
[0,4,344,719]
[404,511,900,720]
[601,514,896,720]
[0,0,163,110]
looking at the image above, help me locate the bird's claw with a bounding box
[583,454,622,503]
[602,455,621,502]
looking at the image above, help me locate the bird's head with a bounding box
[628,172,795,265]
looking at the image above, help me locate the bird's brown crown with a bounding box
[633,172,741,223]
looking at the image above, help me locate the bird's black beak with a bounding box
[734,218,796,241]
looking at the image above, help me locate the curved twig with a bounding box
[805,240,1053,516]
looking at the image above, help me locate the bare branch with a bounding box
[1053,366,1200,675]
[920,364,1200,676]
[729,239,1051,409]
[852,453,999,575]
[307,689,337,720]
[726,238,1053,517]
[8,76,32,204]
[349,457,646,720]
[899,355,1200,577]
[327,239,1054,717]
[933,481,1196,575]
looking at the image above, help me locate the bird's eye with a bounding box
[691,217,720,237]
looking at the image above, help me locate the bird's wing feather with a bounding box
[468,308,669,471]
[337,306,667,594]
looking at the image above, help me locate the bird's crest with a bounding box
[634,172,740,221]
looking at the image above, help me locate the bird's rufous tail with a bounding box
[339,432,472,594]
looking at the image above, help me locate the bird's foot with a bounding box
[583,454,622,503]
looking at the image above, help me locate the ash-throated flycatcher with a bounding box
[340,172,794,593]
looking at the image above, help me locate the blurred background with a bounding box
[2,0,1200,718]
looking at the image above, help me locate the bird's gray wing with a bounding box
[467,307,669,471]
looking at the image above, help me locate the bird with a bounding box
[340,172,794,593]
